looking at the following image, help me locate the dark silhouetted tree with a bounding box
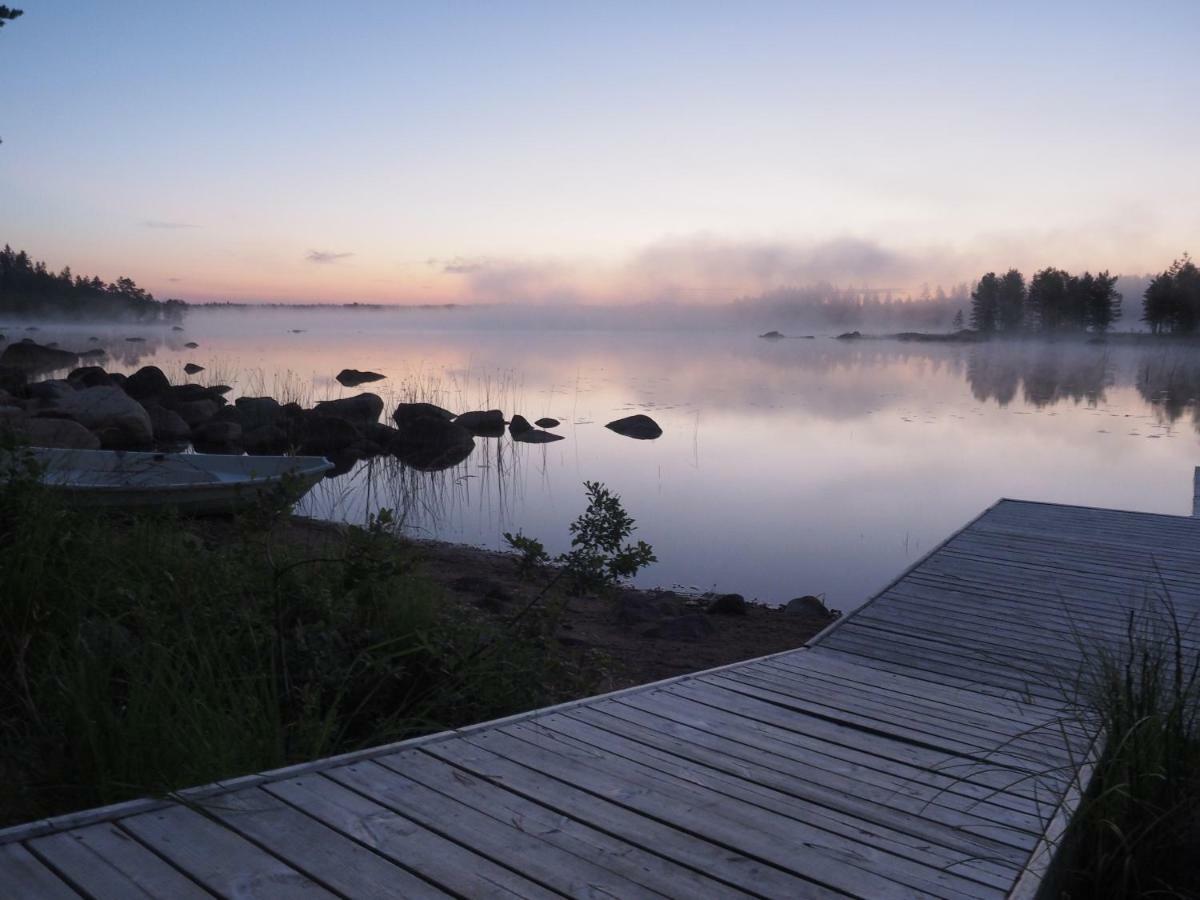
[1027,268,1073,331]
[952,309,964,330]
[0,6,21,28]
[996,269,1026,332]
[1084,270,1121,333]
[1141,255,1200,334]
[971,272,1000,333]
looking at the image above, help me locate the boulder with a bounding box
[0,341,79,372]
[363,422,404,452]
[605,414,662,440]
[336,368,386,387]
[706,593,748,616]
[534,417,560,428]
[192,420,243,454]
[67,366,115,389]
[513,429,564,444]
[234,396,284,430]
[508,414,532,436]
[144,404,192,445]
[392,402,455,428]
[613,590,683,629]
[171,325,185,331]
[759,330,785,339]
[784,595,829,617]
[313,392,384,428]
[391,416,475,471]
[183,363,205,375]
[0,365,27,396]
[184,341,199,349]
[11,417,101,450]
[169,399,221,428]
[242,423,289,455]
[34,385,153,448]
[166,383,226,405]
[641,613,716,642]
[123,365,171,400]
[125,336,146,343]
[455,409,506,436]
[294,413,362,455]
[26,380,75,402]
[835,331,862,340]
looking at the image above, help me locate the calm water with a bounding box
[16,308,1200,611]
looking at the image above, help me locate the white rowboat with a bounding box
[17,448,333,514]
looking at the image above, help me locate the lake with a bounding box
[14,308,1200,612]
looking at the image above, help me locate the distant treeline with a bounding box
[735,282,969,329]
[1142,255,1200,334]
[0,246,185,322]
[969,268,1122,334]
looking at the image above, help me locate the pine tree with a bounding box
[970,273,1000,333]
[996,269,1026,332]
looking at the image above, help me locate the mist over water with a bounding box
[13,306,1200,611]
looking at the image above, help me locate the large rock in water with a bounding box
[455,409,505,436]
[122,365,171,400]
[0,341,79,372]
[34,385,153,448]
[313,392,384,428]
[605,414,662,440]
[294,414,362,455]
[391,416,475,471]
[336,369,386,387]
[508,414,532,436]
[234,396,284,430]
[392,402,455,428]
[513,429,564,444]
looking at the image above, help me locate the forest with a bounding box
[0,245,185,322]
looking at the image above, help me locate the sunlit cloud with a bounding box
[305,250,354,264]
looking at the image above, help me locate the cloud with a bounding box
[142,219,199,229]
[305,250,354,264]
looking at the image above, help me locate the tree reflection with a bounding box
[965,344,1112,408]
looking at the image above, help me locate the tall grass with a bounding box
[1064,596,1200,898]
[0,448,594,827]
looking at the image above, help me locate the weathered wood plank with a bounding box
[0,842,79,899]
[28,824,210,899]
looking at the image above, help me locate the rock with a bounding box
[641,613,716,642]
[0,341,79,372]
[836,331,862,340]
[125,336,145,343]
[508,414,532,436]
[169,399,220,428]
[234,396,284,430]
[166,383,226,405]
[183,363,205,375]
[184,341,199,349]
[313,392,384,428]
[455,409,506,436]
[171,325,185,331]
[123,365,171,400]
[11,417,100,450]
[605,414,662,440]
[192,420,243,454]
[759,330,785,339]
[513,429,564,444]
[784,595,828,617]
[614,590,683,629]
[144,404,192,445]
[706,593,748,616]
[534,417,560,428]
[242,423,289,455]
[210,385,232,395]
[335,368,386,387]
[26,380,75,402]
[294,413,362,455]
[0,366,26,396]
[34,385,153,448]
[363,422,404,452]
[67,366,115,389]
[87,336,100,342]
[392,417,475,471]
[392,402,455,428]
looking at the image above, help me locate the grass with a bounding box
[1062,595,1200,898]
[0,446,598,827]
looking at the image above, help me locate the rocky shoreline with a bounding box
[0,340,664,475]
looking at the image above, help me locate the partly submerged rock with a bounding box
[122,365,171,400]
[234,396,284,430]
[313,392,384,428]
[605,414,662,440]
[534,417,560,428]
[335,368,386,387]
[392,402,455,428]
[183,363,205,375]
[184,341,199,349]
[508,414,533,436]
[0,341,79,372]
[835,330,862,340]
[455,409,506,436]
[294,414,362,455]
[512,429,564,444]
[759,330,785,340]
[391,416,475,471]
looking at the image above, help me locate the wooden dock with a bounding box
[3,498,1198,898]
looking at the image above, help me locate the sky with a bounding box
[1,1,1197,305]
